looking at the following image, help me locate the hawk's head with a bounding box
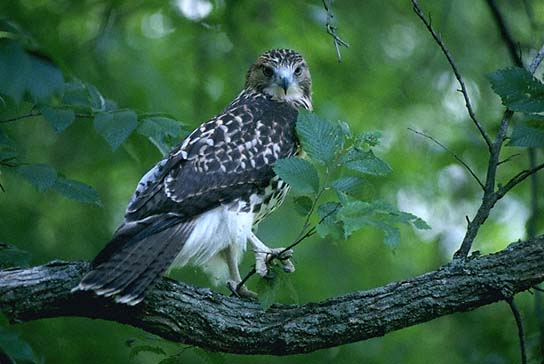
[245,49,312,110]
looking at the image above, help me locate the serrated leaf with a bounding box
[93,110,137,150]
[129,345,166,359]
[138,117,187,155]
[316,202,344,238]
[508,123,544,147]
[316,221,344,239]
[343,149,392,176]
[489,67,544,112]
[40,106,75,133]
[331,176,366,196]
[337,120,352,139]
[413,217,431,230]
[293,196,313,216]
[296,110,342,164]
[337,200,374,238]
[0,242,31,268]
[16,164,57,192]
[273,157,319,195]
[52,177,102,206]
[356,131,382,147]
[317,202,341,223]
[380,223,400,249]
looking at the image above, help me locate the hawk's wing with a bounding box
[125,92,299,222]
[77,93,299,304]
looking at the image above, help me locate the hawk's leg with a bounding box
[225,245,257,299]
[249,232,295,277]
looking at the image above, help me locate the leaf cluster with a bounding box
[489,67,544,147]
[0,38,188,204]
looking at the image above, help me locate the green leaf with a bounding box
[0,129,17,161]
[296,110,342,164]
[316,202,343,239]
[129,345,166,359]
[16,164,57,192]
[337,120,352,139]
[255,267,282,310]
[488,67,544,112]
[0,41,29,104]
[0,326,41,364]
[62,81,106,112]
[356,131,382,147]
[62,81,92,111]
[508,122,544,147]
[138,117,187,155]
[39,106,75,133]
[93,110,138,150]
[0,242,31,268]
[273,157,319,195]
[293,196,313,216]
[87,84,106,111]
[337,200,374,238]
[27,52,64,103]
[343,149,392,176]
[331,176,366,196]
[380,223,400,249]
[413,217,431,230]
[52,177,102,206]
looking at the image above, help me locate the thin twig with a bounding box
[497,161,544,199]
[529,43,544,74]
[485,0,523,67]
[412,0,492,150]
[497,153,520,166]
[236,199,339,292]
[506,296,527,364]
[452,0,544,259]
[0,111,41,124]
[0,110,94,124]
[408,128,484,190]
[322,0,349,63]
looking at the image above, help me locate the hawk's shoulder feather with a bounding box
[124,90,299,221]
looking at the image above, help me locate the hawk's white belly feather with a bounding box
[171,205,254,284]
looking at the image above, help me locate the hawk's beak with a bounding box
[279,77,291,93]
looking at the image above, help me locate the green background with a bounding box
[1,0,543,363]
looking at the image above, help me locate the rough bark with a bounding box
[0,237,543,355]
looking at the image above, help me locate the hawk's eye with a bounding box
[262,66,274,77]
[294,66,302,76]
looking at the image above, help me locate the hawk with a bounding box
[74,48,312,305]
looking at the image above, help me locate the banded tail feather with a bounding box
[73,215,194,306]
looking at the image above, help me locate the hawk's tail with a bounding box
[73,216,194,306]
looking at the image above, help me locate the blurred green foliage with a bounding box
[1,0,544,363]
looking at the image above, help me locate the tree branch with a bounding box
[408,128,485,190]
[1,237,543,355]
[506,296,527,364]
[412,0,492,149]
[322,0,349,63]
[485,0,523,67]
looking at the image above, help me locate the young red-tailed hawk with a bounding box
[74,49,313,305]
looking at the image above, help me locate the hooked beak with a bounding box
[279,76,291,93]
